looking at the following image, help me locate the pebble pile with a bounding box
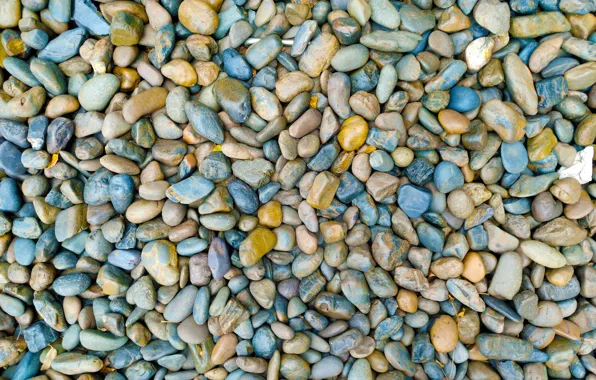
[0,0,595,377]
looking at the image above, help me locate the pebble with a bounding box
[0,1,594,379]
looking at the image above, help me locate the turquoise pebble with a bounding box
[433,161,464,193]
[397,184,432,218]
[448,86,480,112]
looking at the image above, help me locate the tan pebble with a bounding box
[545,265,574,287]
[430,315,458,353]
[212,333,238,365]
[396,289,418,313]
[391,147,414,168]
[296,225,318,254]
[461,252,486,283]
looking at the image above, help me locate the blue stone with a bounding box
[149,23,176,68]
[21,29,49,50]
[377,204,392,227]
[39,27,87,63]
[411,30,431,55]
[352,192,379,226]
[481,296,522,322]
[336,172,365,203]
[116,222,137,250]
[84,168,113,206]
[45,189,71,209]
[418,108,443,135]
[208,237,230,280]
[14,238,36,266]
[539,0,558,10]
[433,161,464,193]
[36,227,60,261]
[405,158,434,186]
[166,175,215,204]
[192,286,210,325]
[177,237,208,256]
[185,101,225,144]
[457,0,477,13]
[417,222,445,252]
[425,60,467,92]
[263,140,281,162]
[175,21,193,38]
[528,349,549,363]
[501,142,528,174]
[224,230,246,249]
[570,357,587,378]
[53,251,78,270]
[53,273,92,296]
[277,51,299,71]
[3,57,41,87]
[308,140,341,171]
[448,86,480,112]
[535,76,568,108]
[108,249,141,271]
[541,57,579,78]
[503,197,532,214]
[109,174,135,213]
[350,61,379,92]
[479,87,502,103]
[258,182,280,203]
[252,326,277,359]
[450,30,474,55]
[531,153,558,174]
[72,0,109,35]
[49,0,72,23]
[493,360,524,380]
[228,179,259,214]
[318,199,348,219]
[374,315,403,342]
[222,48,253,81]
[366,128,399,152]
[23,321,59,352]
[0,142,27,177]
[106,343,142,369]
[553,119,574,143]
[369,150,394,172]
[423,361,445,380]
[161,0,181,15]
[519,41,539,65]
[466,225,488,250]
[253,67,277,90]
[412,333,435,363]
[199,151,232,182]
[11,351,41,380]
[501,172,521,188]
[0,178,23,212]
[397,184,432,218]
[27,115,49,150]
[214,5,245,39]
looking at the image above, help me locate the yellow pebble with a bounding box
[391,147,414,167]
[545,265,574,287]
[527,127,557,162]
[161,59,198,87]
[338,115,369,151]
[306,171,340,210]
[239,227,277,266]
[430,315,458,353]
[257,201,282,228]
[438,109,470,134]
[461,251,486,283]
[319,221,347,244]
[113,66,141,91]
[396,289,418,313]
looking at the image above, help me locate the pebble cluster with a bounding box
[0,0,595,377]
